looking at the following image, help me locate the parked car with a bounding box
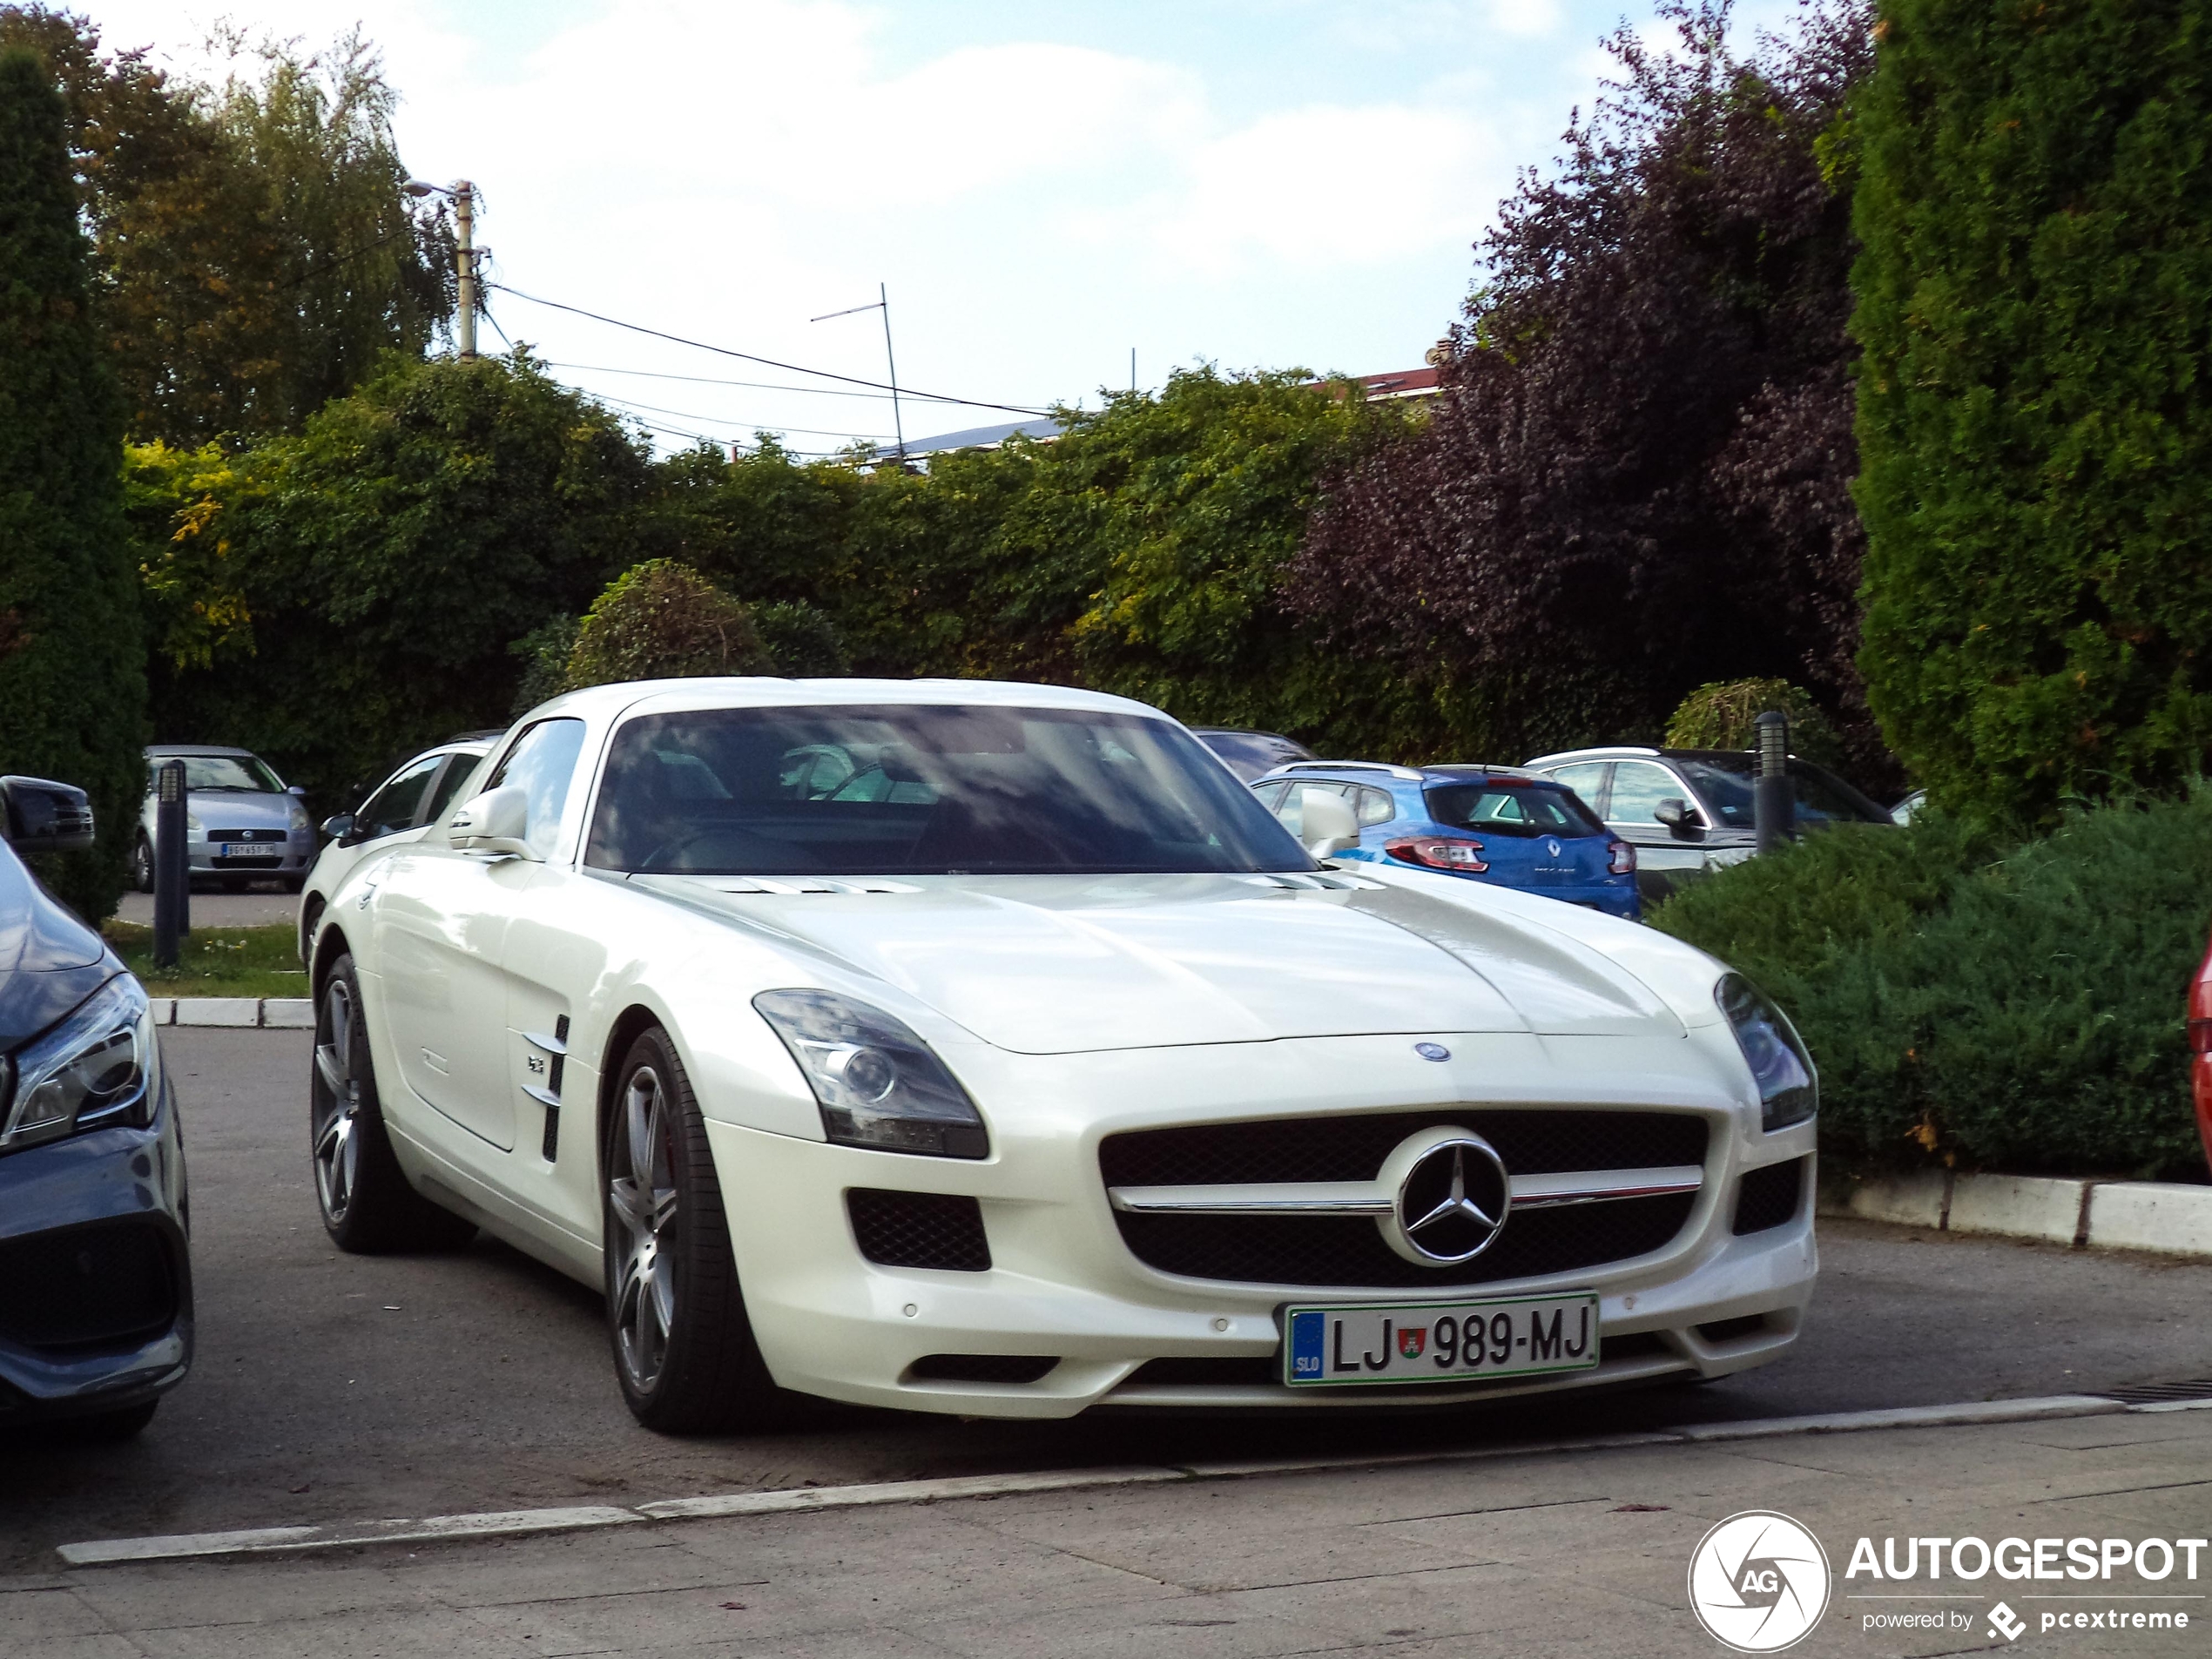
[1891,789,1926,826]
[1248,760,1640,921]
[1522,745,1893,904]
[303,680,1815,1430]
[2192,930,2212,1179]
[0,776,192,1438]
[297,733,498,966]
[1190,726,1318,782]
[133,744,315,895]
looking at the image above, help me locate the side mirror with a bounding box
[320,813,356,842]
[288,784,308,799]
[1298,792,1360,859]
[449,786,534,859]
[1654,797,1702,840]
[0,775,96,854]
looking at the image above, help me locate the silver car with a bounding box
[133,745,316,894]
[295,735,496,964]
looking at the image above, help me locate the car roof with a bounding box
[1190,726,1298,741]
[1252,759,1560,787]
[145,744,258,758]
[523,676,1169,725]
[1524,744,1830,770]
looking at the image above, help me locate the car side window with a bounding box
[1605,760,1695,828]
[488,718,589,859]
[1271,780,1350,840]
[1543,762,1610,816]
[422,752,486,826]
[1248,782,1287,813]
[1356,786,1396,826]
[357,756,445,840]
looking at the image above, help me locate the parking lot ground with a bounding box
[12,1406,2211,1656]
[112,889,299,929]
[5,1028,2210,1581]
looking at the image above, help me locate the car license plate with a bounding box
[1282,1291,1599,1386]
[220,841,277,859]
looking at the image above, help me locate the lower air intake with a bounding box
[1732,1157,1806,1235]
[0,1221,179,1352]
[846,1189,990,1272]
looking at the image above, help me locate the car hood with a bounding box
[638,872,1683,1054]
[0,843,119,1050]
[188,790,291,826]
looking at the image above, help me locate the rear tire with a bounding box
[312,954,477,1253]
[603,1025,790,1433]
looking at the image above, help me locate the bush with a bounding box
[752,599,848,678]
[1652,795,2212,1177]
[1851,0,2212,822]
[1664,679,1847,771]
[563,560,771,691]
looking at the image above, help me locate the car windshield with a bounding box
[1676,758,1884,826]
[167,754,283,792]
[586,705,1317,876]
[1424,782,1603,839]
[1197,731,1315,781]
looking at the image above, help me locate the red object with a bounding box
[1608,839,1637,875]
[1385,835,1488,873]
[2192,933,2212,1178]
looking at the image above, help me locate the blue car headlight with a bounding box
[753,989,988,1159]
[1716,973,1817,1131]
[0,975,157,1155]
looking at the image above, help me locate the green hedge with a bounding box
[1651,795,2212,1178]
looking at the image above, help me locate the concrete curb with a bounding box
[1823,1170,2212,1259]
[53,1393,2208,1568]
[152,997,312,1029]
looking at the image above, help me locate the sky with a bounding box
[73,0,1794,456]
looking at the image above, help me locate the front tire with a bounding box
[603,1025,787,1433]
[131,836,153,894]
[312,954,476,1253]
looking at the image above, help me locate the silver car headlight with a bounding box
[0,975,157,1154]
[753,989,988,1159]
[1716,973,1816,1131]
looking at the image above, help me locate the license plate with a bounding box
[220,841,279,859]
[1282,1291,1600,1386]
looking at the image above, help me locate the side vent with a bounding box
[526,1015,571,1162]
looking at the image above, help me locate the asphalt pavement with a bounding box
[112,890,300,929]
[5,1027,2210,1575]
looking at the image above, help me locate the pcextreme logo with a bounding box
[1688,1510,1832,1652]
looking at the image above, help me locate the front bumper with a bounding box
[0,1058,193,1422]
[707,1032,1815,1419]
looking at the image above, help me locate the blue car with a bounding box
[1249,760,1641,921]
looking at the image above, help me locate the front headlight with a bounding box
[1716,973,1817,1131]
[0,975,156,1154]
[288,797,312,831]
[753,989,988,1159]
[185,812,203,836]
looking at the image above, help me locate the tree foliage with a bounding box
[1664,678,1846,768]
[0,45,144,917]
[1291,2,1882,776]
[563,559,772,692]
[1851,0,2212,822]
[0,7,455,442]
[132,352,651,801]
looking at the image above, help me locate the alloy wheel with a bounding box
[312,979,361,1224]
[609,1065,679,1394]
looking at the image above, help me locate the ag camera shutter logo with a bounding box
[1688,1510,1831,1652]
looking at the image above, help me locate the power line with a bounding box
[486,282,1050,416]
[588,389,894,442]
[544,361,897,401]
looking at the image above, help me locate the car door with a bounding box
[374,718,587,1155]
[1602,759,1706,898]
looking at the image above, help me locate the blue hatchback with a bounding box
[1249,761,1641,921]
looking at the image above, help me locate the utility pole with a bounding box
[455,179,477,361]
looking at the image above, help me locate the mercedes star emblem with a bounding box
[1382,1132,1512,1265]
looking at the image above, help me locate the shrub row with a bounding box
[1650,794,2212,1178]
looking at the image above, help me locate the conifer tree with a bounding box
[0,46,145,916]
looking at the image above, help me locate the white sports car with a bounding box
[305,678,1817,1431]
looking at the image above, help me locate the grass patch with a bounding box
[104,921,308,1000]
